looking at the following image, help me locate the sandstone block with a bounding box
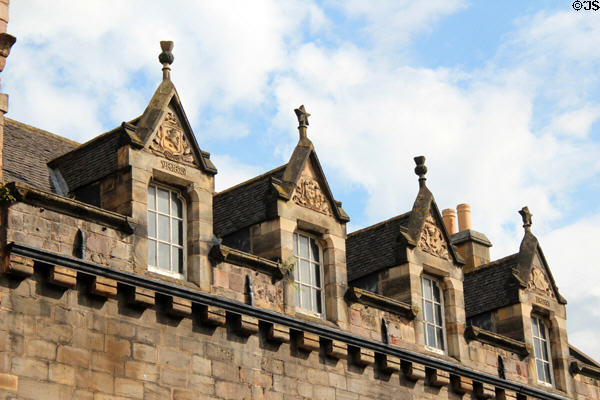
[266,323,290,343]
[402,361,426,381]
[168,296,192,317]
[296,331,320,352]
[325,340,347,359]
[427,367,450,387]
[378,354,400,373]
[352,347,375,367]
[0,372,17,391]
[130,286,155,307]
[90,276,118,298]
[451,375,473,394]
[48,265,77,288]
[232,314,259,336]
[474,381,496,399]
[200,305,226,326]
[2,254,34,276]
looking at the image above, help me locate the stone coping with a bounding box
[346,287,418,320]
[6,242,570,400]
[6,181,135,234]
[465,325,530,357]
[209,244,286,280]
[570,360,600,379]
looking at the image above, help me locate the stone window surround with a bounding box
[147,181,187,279]
[421,274,448,355]
[292,231,325,318]
[531,313,555,387]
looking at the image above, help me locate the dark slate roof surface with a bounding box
[346,212,411,282]
[463,253,520,318]
[213,165,286,237]
[2,118,79,192]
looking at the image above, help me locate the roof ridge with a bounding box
[466,252,519,275]
[215,164,286,196]
[5,118,79,147]
[348,211,411,237]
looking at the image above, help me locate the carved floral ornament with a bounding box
[292,175,331,216]
[527,267,555,299]
[150,111,195,165]
[418,215,450,260]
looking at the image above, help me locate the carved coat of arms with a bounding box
[418,215,450,260]
[527,267,555,299]
[292,175,331,215]
[150,111,195,164]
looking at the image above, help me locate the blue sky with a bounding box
[4,1,600,361]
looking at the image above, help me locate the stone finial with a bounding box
[294,105,310,140]
[414,156,427,187]
[159,41,174,81]
[519,206,532,231]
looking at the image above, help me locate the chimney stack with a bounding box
[442,209,457,235]
[450,203,492,273]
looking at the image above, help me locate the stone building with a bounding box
[0,5,599,400]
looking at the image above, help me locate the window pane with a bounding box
[425,301,434,324]
[310,239,319,262]
[541,340,549,361]
[314,289,322,313]
[432,282,441,303]
[536,360,545,381]
[531,317,539,336]
[148,185,156,209]
[157,187,170,213]
[295,284,301,308]
[539,322,547,340]
[543,363,552,383]
[148,239,156,266]
[301,285,310,310]
[435,303,443,325]
[299,235,308,258]
[422,278,431,300]
[171,192,182,218]
[158,242,170,270]
[173,247,182,274]
[534,338,542,359]
[312,263,321,287]
[158,215,170,241]
[148,211,156,238]
[299,260,310,283]
[172,219,182,245]
[426,324,436,347]
[435,326,444,350]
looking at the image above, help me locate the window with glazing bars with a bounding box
[293,233,323,315]
[531,316,553,385]
[422,276,445,351]
[147,184,184,277]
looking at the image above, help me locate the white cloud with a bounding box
[211,155,263,193]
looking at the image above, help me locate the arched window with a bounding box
[531,316,553,385]
[293,232,324,316]
[147,183,185,278]
[421,275,445,352]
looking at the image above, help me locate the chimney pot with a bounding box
[457,203,472,232]
[442,208,457,235]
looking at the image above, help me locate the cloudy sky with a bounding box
[4,1,600,361]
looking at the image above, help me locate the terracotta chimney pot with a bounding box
[457,204,472,232]
[442,209,457,235]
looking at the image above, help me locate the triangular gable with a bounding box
[513,230,566,304]
[402,183,462,265]
[135,80,216,174]
[274,140,349,223]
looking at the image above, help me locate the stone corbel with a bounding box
[167,296,192,317]
[91,276,118,298]
[199,305,226,326]
[48,265,77,288]
[377,353,401,373]
[265,323,290,343]
[426,367,450,387]
[450,375,473,394]
[352,347,375,367]
[324,340,347,360]
[495,389,518,400]
[296,331,320,352]
[401,361,426,381]
[129,287,155,307]
[2,254,34,276]
[231,313,259,336]
[473,381,495,399]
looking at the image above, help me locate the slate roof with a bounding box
[213,165,286,237]
[463,253,521,318]
[346,212,411,282]
[2,118,79,192]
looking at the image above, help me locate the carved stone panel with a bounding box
[292,175,331,216]
[149,110,196,165]
[527,267,555,299]
[418,214,450,260]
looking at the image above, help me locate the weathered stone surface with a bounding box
[266,323,290,343]
[2,254,34,276]
[325,340,347,359]
[168,296,192,317]
[352,347,375,367]
[130,286,155,307]
[295,331,320,352]
[48,265,77,288]
[90,276,118,297]
[427,367,450,387]
[232,314,259,336]
[402,361,426,381]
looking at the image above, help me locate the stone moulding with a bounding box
[6,181,135,234]
[570,360,600,379]
[345,287,418,320]
[6,242,569,400]
[209,244,286,280]
[465,326,530,357]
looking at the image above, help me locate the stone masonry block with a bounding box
[130,287,155,307]
[266,323,290,343]
[474,382,495,399]
[402,361,426,381]
[0,372,18,392]
[2,254,34,276]
[352,347,375,367]
[496,389,518,400]
[200,305,226,326]
[378,354,400,373]
[451,375,473,394]
[296,331,320,352]
[232,314,259,336]
[324,340,347,360]
[91,276,118,298]
[169,296,192,317]
[426,368,450,387]
[48,266,77,288]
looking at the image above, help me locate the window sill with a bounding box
[148,265,185,280]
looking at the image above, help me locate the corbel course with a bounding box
[377,353,401,373]
[352,347,375,367]
[48,265,77,288]
[231,313,259,336]
[426,367,450,387]
[2,254,34,276]
[474,381,496,399]
[91,276,118,298]
[451,375,473,394]
[168,296,192,317]
[402,361,426,381]
[130,287,155,307]
[296,331,320,352]
[266,323,290,343]
[325,340,347,360]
